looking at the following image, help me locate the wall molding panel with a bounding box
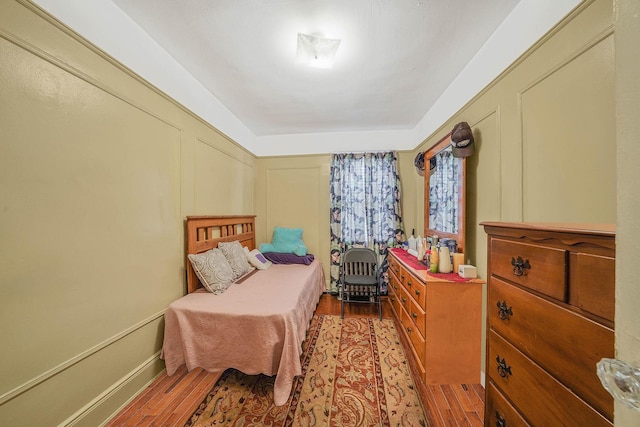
[0,311,165,407]
[518,30,615,222]
[196,137,255,168]
[63,353,164,427]
[0,28,183,134]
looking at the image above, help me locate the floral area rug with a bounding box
[184,314,427,426]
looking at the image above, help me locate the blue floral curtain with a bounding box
[429,148,460,234]
[329,152,404,295]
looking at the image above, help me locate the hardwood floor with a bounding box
[106,294,484,426]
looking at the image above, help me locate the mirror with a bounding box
[423,133,466,253]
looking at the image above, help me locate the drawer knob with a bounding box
[495,411,507,427]
[401,297,407,303]
[496,355,512,378]
[415,289,421,296]
[511,256,531,277]
[412,312,418,318]
[497,300,513,321]
[407,280,412,287]
[407,327,413,333]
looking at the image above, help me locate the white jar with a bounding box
[408,235,417,252]
[438,246,452,273]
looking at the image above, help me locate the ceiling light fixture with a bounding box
[296,33,341,69]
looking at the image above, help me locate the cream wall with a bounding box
[0,2,255,426]
[255,155,330,277]
[614,0,640,425]
[254,152,420,283]
[397,151,424,240]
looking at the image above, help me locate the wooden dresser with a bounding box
[481,222,615,427]
[387,248,484,384]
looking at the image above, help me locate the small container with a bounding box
[430,248,439,273]
[416,235,424,260]
[458,264,477,278]
[408,235,417,252]
[452,252,464,273]
[438,246,452,273]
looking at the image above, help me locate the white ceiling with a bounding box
[32,0,582,156]
[112,0,520,137]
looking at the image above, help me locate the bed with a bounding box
[161,215,325,406]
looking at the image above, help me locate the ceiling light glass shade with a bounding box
[296,33,341,69]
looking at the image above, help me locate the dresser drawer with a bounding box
[489,277,613,419]
[388,281,401,318]
[407,275,426,308]
[398,284,411,314]
[491,238,567,300]
[407,296,426,338]
[389,271,401,295]
[486,382,530,427]
[389,255,401,278]
[399,264,414,290]
[488,331,612,427]
[402,269,419,295]
[401,308,426,369]
[569,252,615,322]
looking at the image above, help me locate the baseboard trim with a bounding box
[60,352,165,427]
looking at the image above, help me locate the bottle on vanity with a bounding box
[438,245,452,273]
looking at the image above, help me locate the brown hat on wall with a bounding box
[450,121,474,158]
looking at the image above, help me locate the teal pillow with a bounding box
[259,226,308,256]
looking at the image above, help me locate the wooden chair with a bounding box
[340,248,381,320]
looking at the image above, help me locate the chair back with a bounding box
[340,247,382,319]
[342,248,377,280]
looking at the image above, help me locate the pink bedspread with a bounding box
[161,259,325,406]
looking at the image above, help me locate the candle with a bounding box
[452,253,464,274]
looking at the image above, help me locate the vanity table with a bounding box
[387,248,483,384]
[395,130,482,384]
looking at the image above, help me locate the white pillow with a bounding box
[187,248,234,294]
[219,241,253,279]
[244,247,272,270]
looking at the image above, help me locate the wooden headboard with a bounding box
[185,215,256,293]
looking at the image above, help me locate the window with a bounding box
[329,152,404,294]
